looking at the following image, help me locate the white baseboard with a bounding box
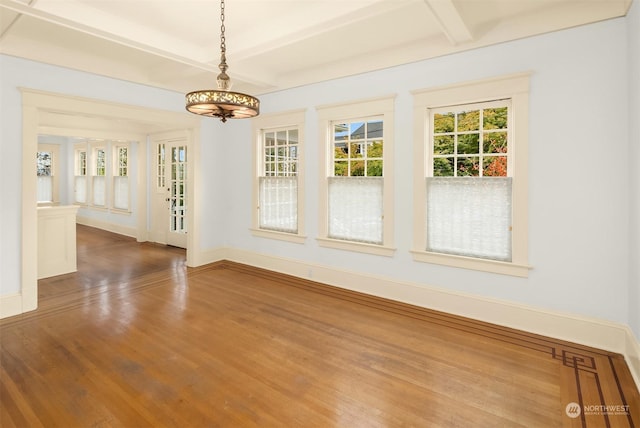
[76,216,137,238]
[625,327,640,390]
[188,247,226,268]
[0,289,37,319]
[207,247,640,391]
[0,293,23,319]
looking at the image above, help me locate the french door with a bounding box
[150,133,188,248]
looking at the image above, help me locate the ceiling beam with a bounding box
[422,0,474,45]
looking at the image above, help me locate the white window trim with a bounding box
[411,73,531,277]
[251,109,306,244]
[316,95,396,257]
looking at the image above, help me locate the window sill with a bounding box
[111,209,132,216]
[250,228,307,244]
[317,237,396,257]
[88,205,109,212]
[410,250,531,277]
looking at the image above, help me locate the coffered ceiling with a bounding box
[0,0,633,96]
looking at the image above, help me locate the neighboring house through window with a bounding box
[317,96,395,256]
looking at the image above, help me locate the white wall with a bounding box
[628,0,640,340]
[221,17,632,328]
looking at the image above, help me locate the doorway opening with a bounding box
[16,89,200,318]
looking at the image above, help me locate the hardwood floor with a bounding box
[1,225,638,427]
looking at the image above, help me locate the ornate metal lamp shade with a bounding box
[185,0,259,122]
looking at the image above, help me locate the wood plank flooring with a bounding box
[1,225,638,427]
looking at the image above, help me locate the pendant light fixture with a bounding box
[185,0,259,122]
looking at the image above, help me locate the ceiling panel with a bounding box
[0,0,632,95]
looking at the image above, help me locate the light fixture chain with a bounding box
[220,0,226,55]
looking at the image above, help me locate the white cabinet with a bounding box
[37,206,79,279]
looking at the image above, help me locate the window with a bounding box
[260,128,298,232]
[36,143,61,205]
[113,144,130,211]
[169,145,187,235]
[74,145,87,204]
[252,109,305,243]
[73,140,135,213]
[412,73,529,276]
[329,118,383,244]
[91,144,107,207]
[157,143,166,189]
[36,149,53,203]
[428,101,512,261]
[317,96,395,256]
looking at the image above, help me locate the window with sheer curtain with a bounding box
[252,110,305,243]
[328,118,384,244]
[427,101,512,261]
[259,127,299,233]
[92,147,106,207]
[316,96,395,256]
[426,176,512,261]
[74,148,87,204]
[36,151,53,203]
[113,145,129,210]
[74,140,135,212]
[411,73,529,277]
[328,176,383,244]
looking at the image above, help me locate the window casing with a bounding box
[412,74,530,277]
[251,109,306,243]
[317,96,395,256]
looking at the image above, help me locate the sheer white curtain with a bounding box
[113,176,129,210]
[74,176,87,204]
[92,176,106,206]
[37,176,53,203]
[259,177,297,233]
[328,177,383,244]
[426,177,512,261]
